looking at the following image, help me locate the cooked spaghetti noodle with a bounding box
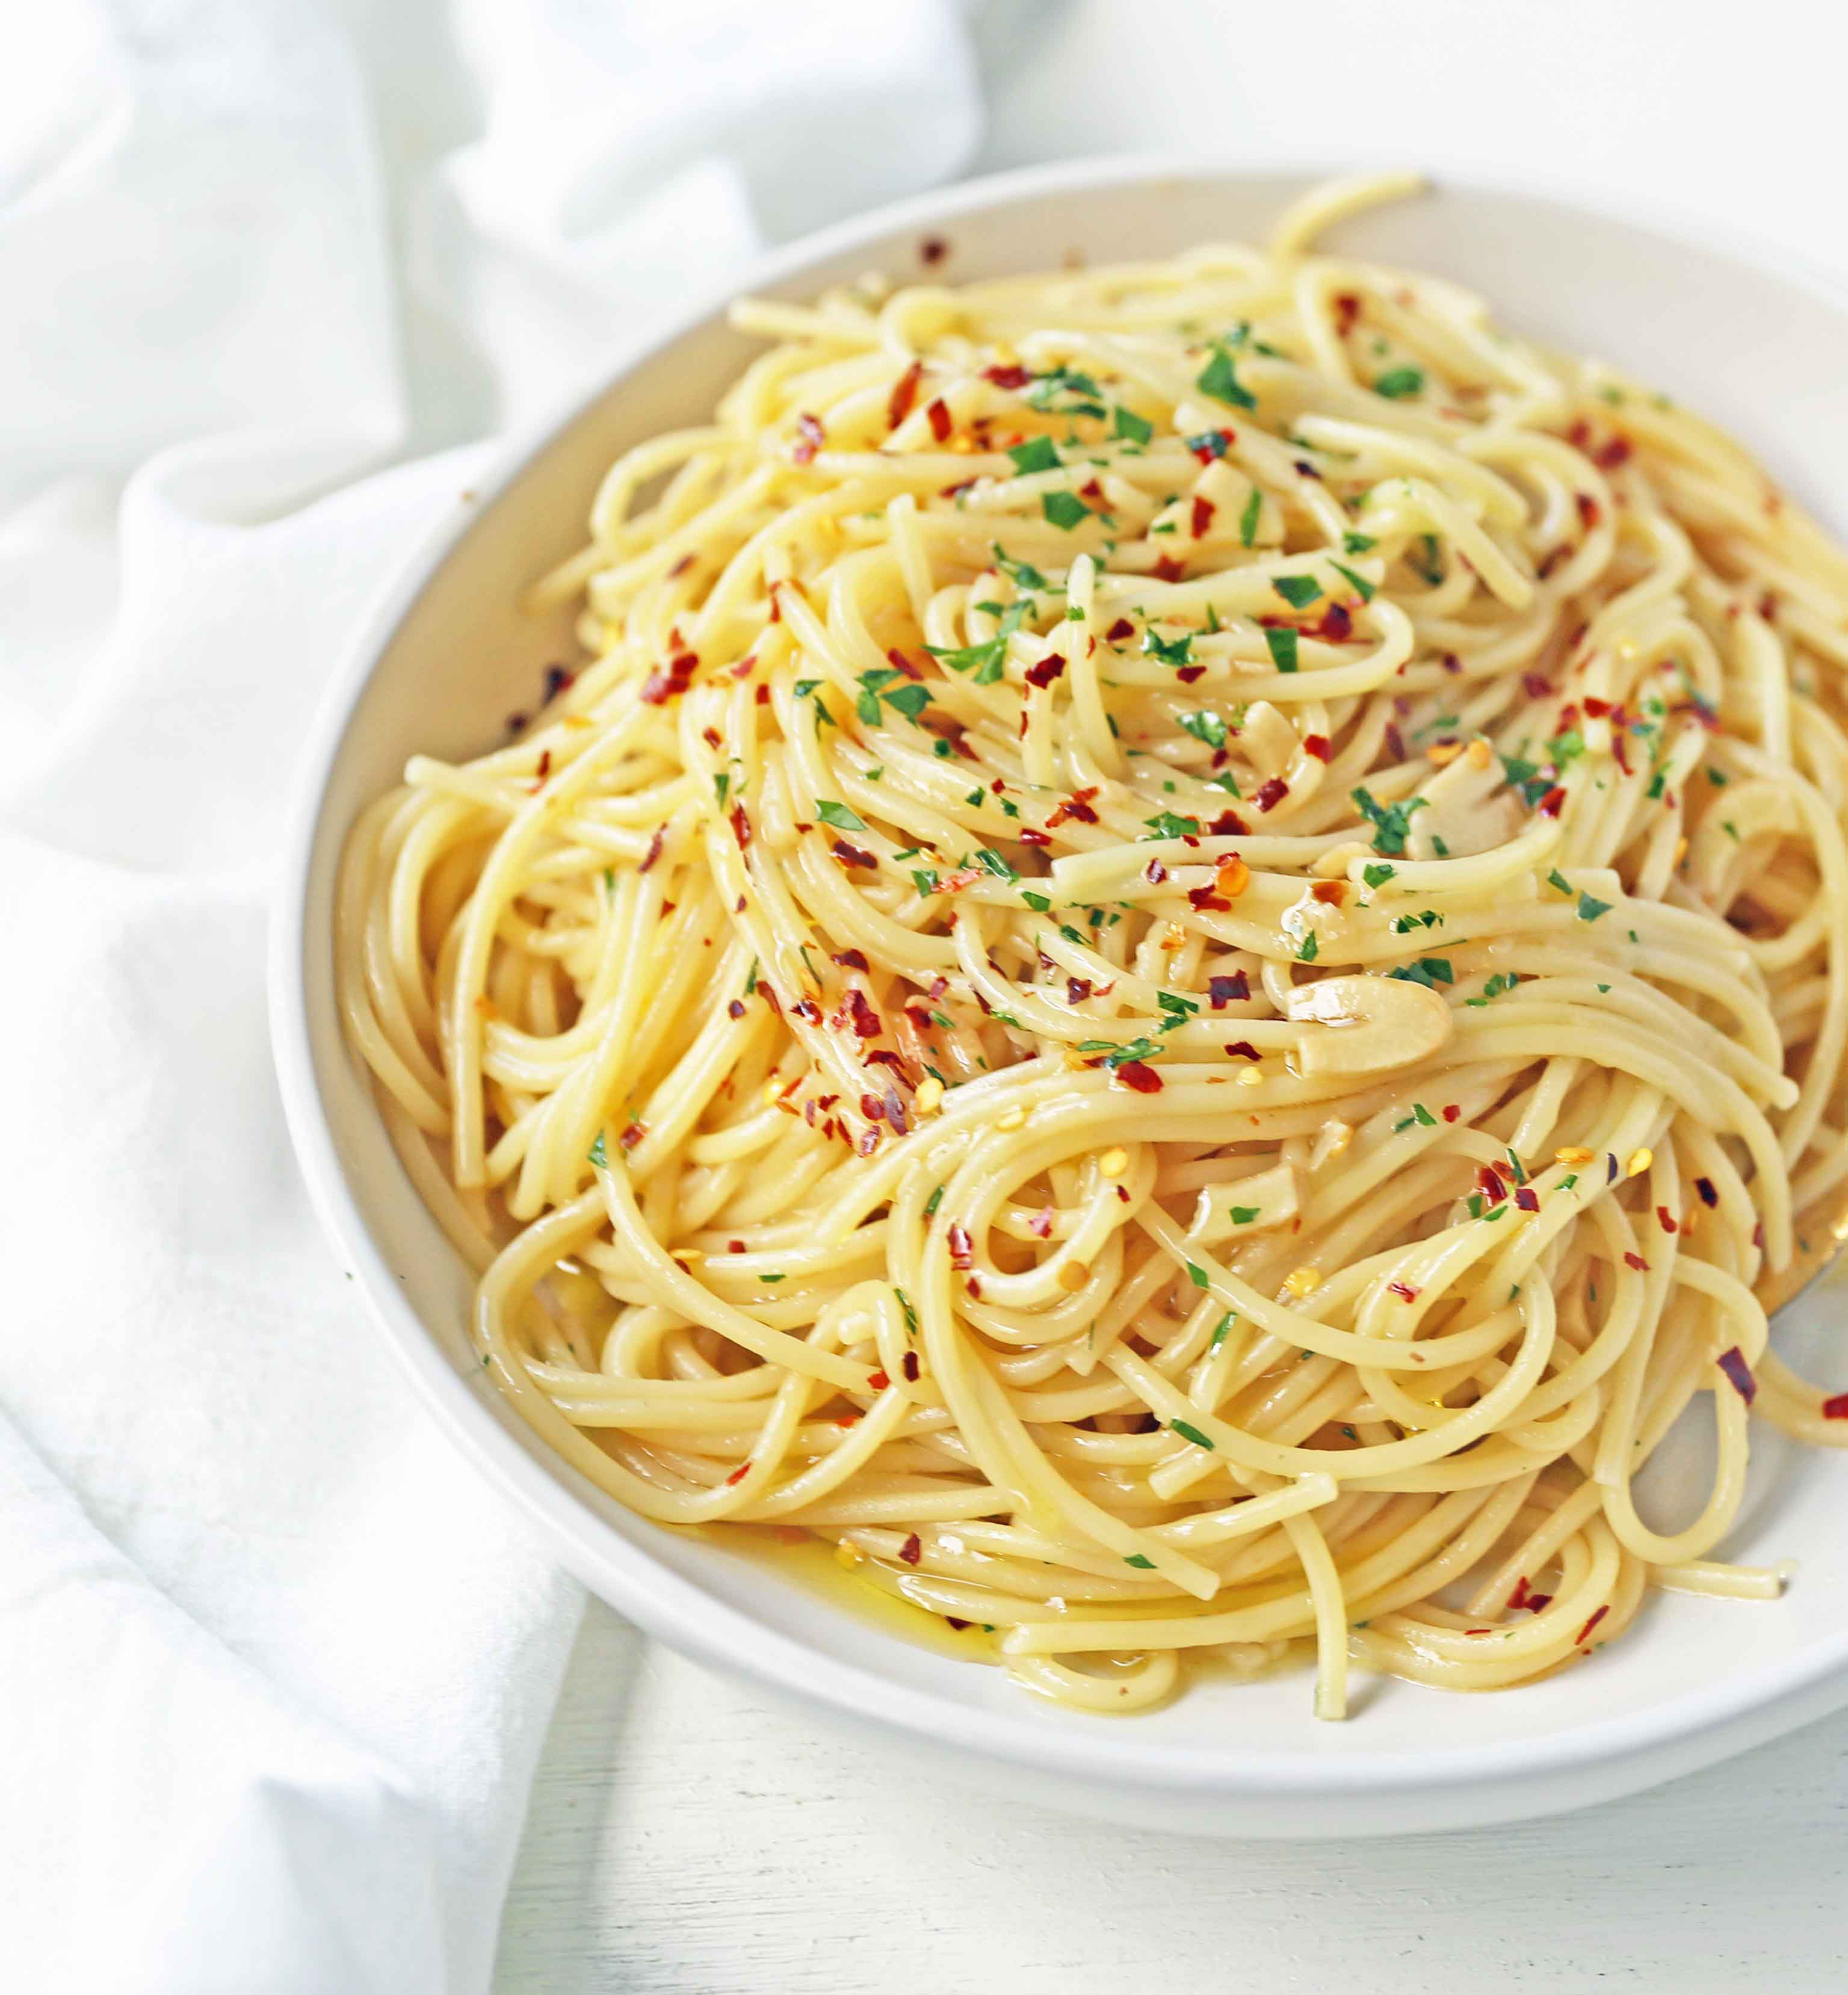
[339,176,1848,1718]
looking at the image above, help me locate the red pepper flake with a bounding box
[1152,555,1187,583]
[1582,696,1612,718]
[926,397,953,443]
[792,412,825,464]
[1612,732,1633,776]
[983,362,1032,390]
[1016,827,1051,851]
[902,1351,921,1382]
[531,750,552,787]
[1515,1187,1540,1213]
[886,360,924,430]
[832,838,877,869]
[1046,790,1099,827]
[726,1462,752,1486]
[1716,1346,1757,1405]
[1187,886,1230,912]
[947,1225,973,1269]
[1175,663,1206,684]
[1188,428,1235,464]
[1383,722,1407,764]
[1311,603,1353,642]
[1694,1176,1718,1208]
[620,1121,646,1151]
[833,948,870,973]
[1623,1251,1649,1272]
[1207,808,1249,835]
[1525,1592,1554,1612]
[1103,617,1136,643]
[1822,1393,1848,1420]
[965,1274,982,1299]
[1441,651,1462,675]
[1025,655,1066,688]
[1575,493,1601,530]
[1066,977,1093,1004]
[1441,1104,1460,1123]
[1028,1204,1054,1240]
[1522,672,1554,701]
[1143,858,1168,885]
[642,651,700,704]
[638,826,664,873]
[1333,292,1361,336]
[1509,1576,1534,1611]
[919,237,947,266]
[856,1127,879,1156]
[1536,546,1571,581]
[1255,776,1288,812]
[1477,1166,1507,1204]
[866,1370,890,1391]
[1537,785,1566,818]
[899,1532,923,1564]
[1190,495,1216,539]
[729,803,752,849]
[1302,733,1332,762]
[1576,1604,1611,1647]
[1116,1060,1164,1093]
[842,989,883,1040]
[1208,971,1250,1007]
[728,998,745,1019]
[1594,436,1632,469]
[1311,879,1347,906]
[1388,1279,1419,1302]
[1223,1040,1260,1061]
[1752,1219,1764,1251]
[1657,1204,1678,1234]
[866,1050,905,1074]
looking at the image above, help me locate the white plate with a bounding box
[271,156,1848,1837]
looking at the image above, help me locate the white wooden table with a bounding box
[499,1601,1848,1993]
[496,5,1848,1985]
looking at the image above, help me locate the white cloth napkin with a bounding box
[0,3,981,1988]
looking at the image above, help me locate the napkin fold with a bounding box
[0,2,982,1987]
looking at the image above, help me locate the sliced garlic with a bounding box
[1287,971,1453,1076]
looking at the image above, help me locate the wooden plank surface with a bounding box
[496,1601,1848,1993]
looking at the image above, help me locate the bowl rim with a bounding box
[271,147,1848,1804]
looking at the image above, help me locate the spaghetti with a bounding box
[339,177,1848,1718]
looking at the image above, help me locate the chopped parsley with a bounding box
[1172,1419,1215,1450]
[1343,531,1377,554]
[1297,930,1320,963]
[1179,709,1228,749]
[1143,626,1194,667]
[1352,786,1426,855]
[1362,861,1396,888]
[1143,811,1202,839]
[1042,491,1094,531]
[1208,1311,1235,1350]
[926,601,1030,683]
[990,544,1049,592]
[1329,560,1375,602]
[1577,890,1612,923]
[1374,366,1424,399]
[1185,1261,1210,1289]
[1196,344,1258,410]
[815,799,867,832]
[1264,626,1299,673]
[1388,957,1453,989]
[1239,487,1262,546]
[1007,435,1060,475]
[1273,574,1322,608]
[1113,406,1154,446]
[587,1132,608,1168]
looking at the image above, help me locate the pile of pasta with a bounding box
[340,178,1848,1718]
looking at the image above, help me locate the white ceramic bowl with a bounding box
[272,157,1848,1837]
